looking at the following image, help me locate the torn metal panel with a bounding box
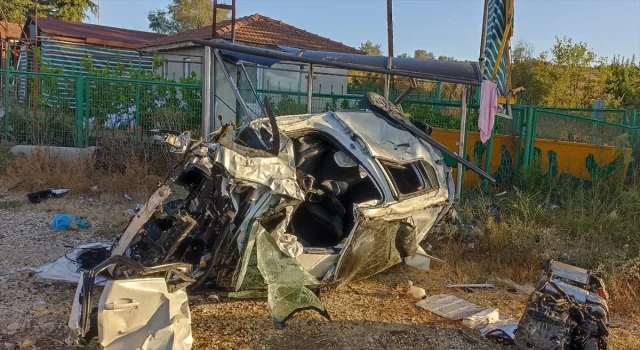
[98,278,193,350]
[334,217,403,284]
[416,294,485,321]
[36,242,111,284]
[214,138,305,200]
[255,225,328,327]
[404,246,433,271]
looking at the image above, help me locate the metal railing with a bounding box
[2,68,638,188]
[1,70,202,147]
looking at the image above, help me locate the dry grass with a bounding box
[435,185,640,318]
[0,141,179,234]
[0,141,174,197]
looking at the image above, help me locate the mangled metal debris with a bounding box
[64,91,470,348]
[414,260,610,349]
[514,260,609,350]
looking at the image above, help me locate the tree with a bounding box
[512,39,535,63]
[607,55,640,109]
[414,49,434,60]
[0,0,96,23]
[397,53,409,58]
[148,0,230,34]
[437,55,455,61]
[358,40,383,56]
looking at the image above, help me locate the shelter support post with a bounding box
[202,46,212,138]
[456,85,468,201]
[306,64,313,114]
[384,0,394,99]
[482,123,496,193]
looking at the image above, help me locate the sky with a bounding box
[86,0,640,61]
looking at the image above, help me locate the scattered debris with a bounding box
[406,281,426,300]
[416,294,519,344]
[50,214,91,230]
[0,267,37,281]
[123,204,144,216]
[446,282,494,289]
[514,260,609,350]
[463,308,499,327]
[32,300,46,311]
[486,203,502,223]
[26,188,69,204]
[35,243,111,283]
[19,339,35,350]
[416,294,485,321]
[467,242,475,249]
[90,185,99,192]
[122,194,133,201]
[492,277,535,295]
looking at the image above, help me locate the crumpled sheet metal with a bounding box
[98,278,193,350]
[35,242,111,284]
[214,138,305,200]
[255,224,328,327]
[334,217,403,284]
[269,206,302,258]
[332,110,437,164]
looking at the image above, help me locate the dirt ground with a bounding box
[0,189,638,350]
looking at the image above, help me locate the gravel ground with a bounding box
[0,189,637,350]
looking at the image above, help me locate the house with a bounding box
[139,13,362,124]
[1,22,22,67]
[19,16,166,74]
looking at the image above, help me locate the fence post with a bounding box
[75,75,84,147]
[85,78,90,147]
[435,82,441,112]
[522,106,534,167]
[513,108,524,180]
[135,57,142,143]
[3,40,10,135]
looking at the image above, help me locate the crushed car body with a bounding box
[68,93,463,347]
[67,41,497,348]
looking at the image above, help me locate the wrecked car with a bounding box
[67,42,496,349]
[69,92,462,346]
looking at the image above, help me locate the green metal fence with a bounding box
[2,69,638,189]
[1,70,202,147]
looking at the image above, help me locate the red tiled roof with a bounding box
[139,14,363,54]
[0,22,22,39]
[30,16,166,49]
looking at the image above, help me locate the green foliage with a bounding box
[607,56,640,109]
[322,96,357,112]
[512,36,639,110]
[414,49,434,60]
[358,41,382,56]
[0,0,96,23]
[148,0,230,34]
[270,95,301,116]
